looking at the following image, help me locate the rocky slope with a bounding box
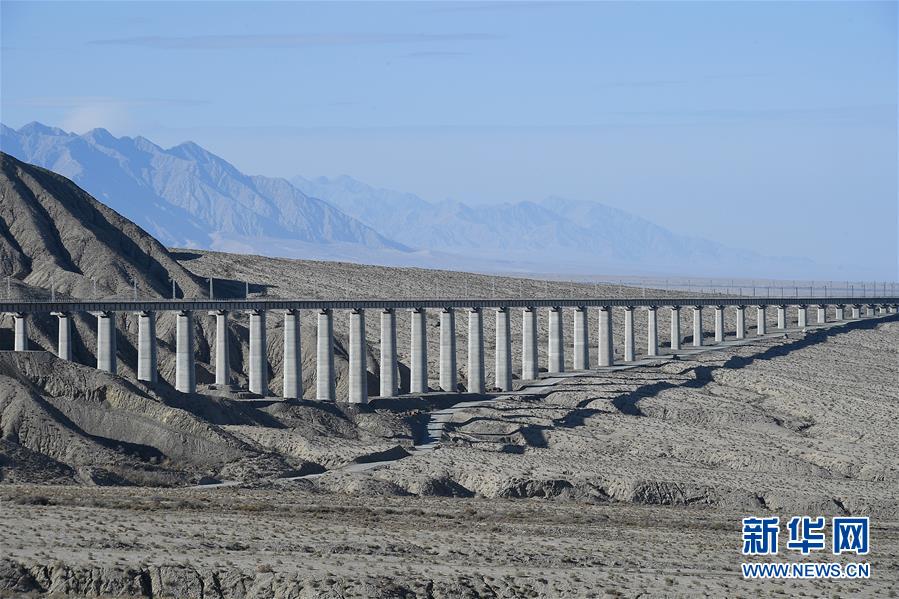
[0,351,412,486]
[0,152,203,299]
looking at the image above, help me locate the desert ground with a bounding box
[2,313,897,598]
[3,115,897,599]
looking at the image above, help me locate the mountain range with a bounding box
[2,121,818,277]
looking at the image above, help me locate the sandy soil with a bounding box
[2,317,897,598]
[2,484,895,599]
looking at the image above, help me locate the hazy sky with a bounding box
[1,1,897,277]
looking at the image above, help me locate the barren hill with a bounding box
[0,152,203,300]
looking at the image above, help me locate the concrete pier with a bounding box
[835,306,844,321]
[714,306,724,343]
[137,311,157,382]
[598,306,614,366]
[852,305,861,319]
[439,308,457,392]
[777,306,786,330]
[521,307,539,380]
[757,306,767,335]
[646,307,658,357]
[623,306,635,361]
[96,311,116,374]
[496,307,513,390]
[410,308,428,394]
[692,306,703,347]
[670,307,681,351]
[467,308,485,393]
[248,310,268,396]
[798,305,808,328]
[573,306,589,369]
[817,305,826,324]
[282,310,301,399]
[735,306,746,340]
[211,310,230,386]
[548,307,565,373]
[13,313,27,351]
[316,308,336,400]
[380,309,397,397]
[175,310,195,393]
[348,309,367,403]
[866,305,874,317]
[53,312,73,361]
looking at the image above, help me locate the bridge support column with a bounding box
[211,311,229,386]
[670,307,681,351]
[817,305,826,325]
[52,312,73,361]
[521,307,538,380]
[866,305,874,317]
[798,305,808,329]
[467,308,485,393]
[248,310,268,396]
[13,313,27,351]
[439,308,457,392]
[96,311,116,374]
[624,306,635,361]
[348,309,367,403]
[757,306,767,335]
[735,306,745,340]
[852,305,860,319]
[692,306,703,347]
[136,311,157,382]
[316,308,335,400]
[714,306,724,343]
[410,308,428,394]
[380,309,397,397]
[282,310,302,399]
[646,307,658,357]
[548,306,564,373]
[598,306,614,366]
[175,310,195,393]
[496,307,513,390]
[573,306,589,369]
[835,306,844,321]
[777,306,786,330]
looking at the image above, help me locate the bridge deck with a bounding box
[1,296,897,314]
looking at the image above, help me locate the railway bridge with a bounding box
[2,296,897,403]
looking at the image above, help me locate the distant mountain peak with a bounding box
[19,121,68,136]
[4,120,829,278]
[132,135,163,152]
[168,140,209,157]
[80,127,118,145]
[3,123,407,255]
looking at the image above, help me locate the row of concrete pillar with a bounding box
[6,303,896,403]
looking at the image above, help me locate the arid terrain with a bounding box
[2,154,898,597]
[2,319,897,597]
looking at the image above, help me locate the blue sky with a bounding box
[1,1,897,277]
